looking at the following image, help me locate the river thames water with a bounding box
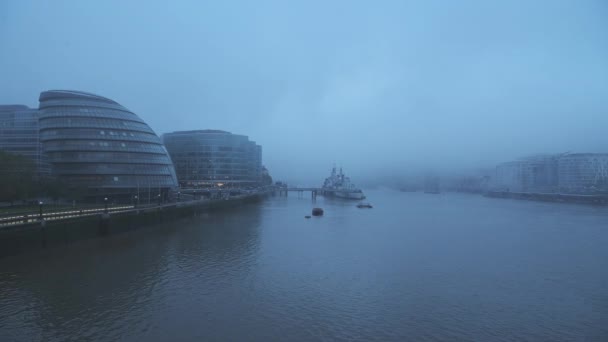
[0,189,607,341]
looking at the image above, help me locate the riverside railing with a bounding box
[0,188,274,229]
[0,205,135,228]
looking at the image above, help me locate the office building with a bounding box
[0,105,50,176]
[558,153,608,193]
[162,130,262,187]
[38,90,178,201]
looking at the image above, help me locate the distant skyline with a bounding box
[1,0,607,184]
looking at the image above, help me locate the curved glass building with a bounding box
[38,90,178,201]
[162,130,262,187]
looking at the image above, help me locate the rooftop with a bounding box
[166,130,231,135]
[39,90,119,105]
[0,105,34,112]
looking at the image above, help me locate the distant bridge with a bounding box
[278,187,362,199]
[287,187,322,192]
[177,186,361,200]
[286,187,361,193]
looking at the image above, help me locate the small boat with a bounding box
[304,215,311,219]
[312,208,324,216]
[356,203,373,208]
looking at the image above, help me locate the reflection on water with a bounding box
[1,190,607,341]
[0,205,263,342]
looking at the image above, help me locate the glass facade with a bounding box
[558,154,608,193]
[493,155,559,193]
[162,130,262,187]
[38,90,178,200]
[0,105,50,176]
[492,153,608,194]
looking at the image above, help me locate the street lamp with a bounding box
[134,195,138,208]
[39,201,43,220]
[177,191,181,202]
[104,197,108,213]
[157,193,161,206]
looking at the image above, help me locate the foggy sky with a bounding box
[1,0,607,185]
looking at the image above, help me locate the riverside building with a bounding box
[37,90,178,201]
[162,130,262,188]
[493,155,559,193]
[492,153,608,194]
[557,153,608,193]
[0,105,50,177]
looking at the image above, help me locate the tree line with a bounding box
[0,151,85,204]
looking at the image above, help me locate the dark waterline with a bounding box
[1,190,607,341]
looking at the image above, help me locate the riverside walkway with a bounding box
[0,189,271,229]
[0,204,148,228]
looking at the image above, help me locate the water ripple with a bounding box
[1,192,607,341]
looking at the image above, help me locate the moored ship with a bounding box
[322,166,366,200]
